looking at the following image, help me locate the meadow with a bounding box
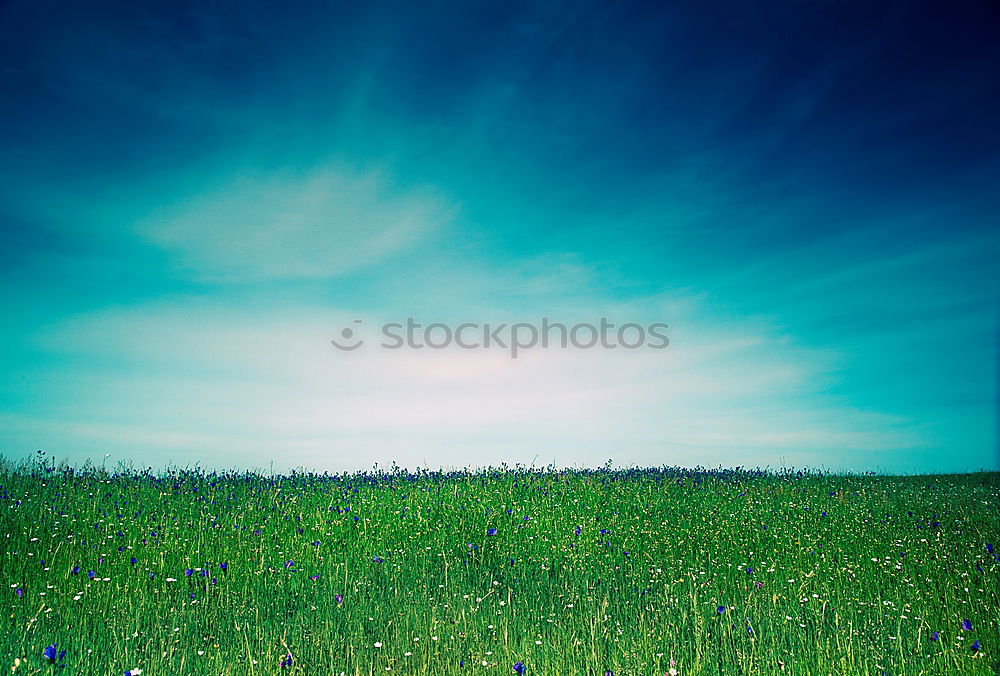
[2,455,998,675]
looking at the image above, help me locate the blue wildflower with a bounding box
[513,661,526,674]
[971,640,981,652]
[487,528,497,536]
[280,652,293,667]
[42,644,65,663]
[717,606,726,613]
[930,631,939,641]
[962,618,973,631]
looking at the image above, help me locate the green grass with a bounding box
[2,458,998,675]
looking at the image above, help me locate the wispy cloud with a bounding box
[131,164,455,282]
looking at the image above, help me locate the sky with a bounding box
[1,0,998,474]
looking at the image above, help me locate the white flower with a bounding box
[374,642,382,648]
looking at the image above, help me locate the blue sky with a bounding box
[1,0,998,473]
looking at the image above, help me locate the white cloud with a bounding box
[134,164,456,281]
[15,298,927,472]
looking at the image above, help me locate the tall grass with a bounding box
[2,456,998,674]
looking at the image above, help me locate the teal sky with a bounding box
[1,1,998,473]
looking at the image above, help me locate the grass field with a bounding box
[2,456,998,675]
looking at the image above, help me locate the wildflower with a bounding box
[130,558,137,565]
[309,574,320,582]
[284,560,294,569]
[746,567,753,574]
[184,569,193,577]
[374,642,382,648]
[280,653,293,668]
[717,606,726,614]
[971,640,981,652]
[931,631,939,641]
[124,669,142,675]
[487,528,497,536]
[87,570,96,579]
[71,566,80,575]
[219,562,228,571]
[746,625,754,635]
[335,594,343,604]
[15,588,22,597]
[987,543,994,554]
[513,662,525,674]
[962,618,973,631]
[42,644,65,663]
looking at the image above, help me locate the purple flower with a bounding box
[87,570,95,579]
[71,566,80,575]
[746,567,753,574]
[184,569,194,577]
[309,574,320,582]
[717,605,726,614]
[513,662,525,674]
[335,593,343,604]
[284,560,294,569]
[605,672,614,676]
[280,652,293,667]
[15,588,23,597]
[487,528,497,536]
[962,618,973,631]
[971,640,981,652]
[930,631,939,641]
